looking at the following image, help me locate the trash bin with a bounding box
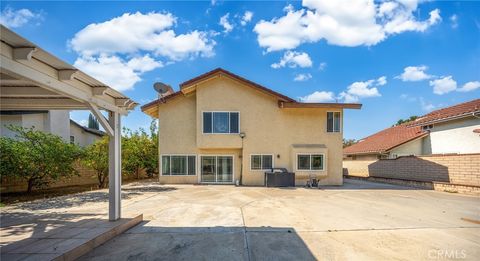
[264,168,295,187]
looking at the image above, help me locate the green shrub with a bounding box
[0,126,83,193]
[82,136,109,188]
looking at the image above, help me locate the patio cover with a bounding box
[0,25,137,221]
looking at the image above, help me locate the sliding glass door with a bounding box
[201,155,233,183]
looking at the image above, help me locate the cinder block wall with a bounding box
[343,154,480,186]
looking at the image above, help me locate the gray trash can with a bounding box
[264,168,295,187]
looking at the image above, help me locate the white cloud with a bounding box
[339,77,384,102]
[219,13,233,33]
[241,11,253,26]
[450,14,458,29]
[254,0,441,52]
[457,81,480,92]
[74,54,162,92]
[429,76,457,95]
[0,7,43,28]
[299,91,335,102]
[271,51,313,69]
[294,73,312,82]
[396,65,433,81]
[70,11,215,91]
[420,97,435,111]
[318,62,327,71]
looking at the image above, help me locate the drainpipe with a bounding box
[238,132,246,186]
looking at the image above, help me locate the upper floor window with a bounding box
[203,112,239,134]
[327,112,341,133]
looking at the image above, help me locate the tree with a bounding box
[88,113,100,130]
[393,116,418,126]
[122,119,158,179]
[343,138,358,148]
[82,136,109,188]
[0,126,83,193]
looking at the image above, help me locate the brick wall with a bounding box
[343,153,480,187]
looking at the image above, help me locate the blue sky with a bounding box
[1,0,479,139]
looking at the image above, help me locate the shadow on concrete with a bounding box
[13,186,176,211]
[79,222,317,261]
[318,178,420,190]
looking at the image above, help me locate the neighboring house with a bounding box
[69,119,105,146]
[344,99,480,160]
[142,68,361,186]
[0,110,104,147]
[0,110,70,140]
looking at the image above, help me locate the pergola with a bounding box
[0,25,137,221]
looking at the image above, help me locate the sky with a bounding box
[1,0,479,140]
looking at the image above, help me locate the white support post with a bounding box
[108,111,122,221]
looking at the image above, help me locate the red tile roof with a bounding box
[407,99,480,126]
[344,99,480,155]
[343,124,427,155]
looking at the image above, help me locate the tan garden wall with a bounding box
[343,154,480,187]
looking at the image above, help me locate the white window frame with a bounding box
[295,153,326,171]
[161,154,197,176]
[198,154,235,183]
[249,154,275,171]
[202,111,240,135]
[326,111,342,133]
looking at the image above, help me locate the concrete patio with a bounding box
[1,179,479,260]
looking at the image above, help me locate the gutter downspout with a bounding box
[238,132,246,186]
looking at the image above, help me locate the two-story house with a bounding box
[142,68,361,186]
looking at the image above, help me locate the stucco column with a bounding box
[108,111,121,221]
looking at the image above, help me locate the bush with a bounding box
[0,126,83,193]
[82,136,109,188]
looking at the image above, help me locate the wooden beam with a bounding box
[0,55,127,114]
[58,69,78,81]
[115,98,129,107]
[88,103,114,136]
[0,97,86,110]
[0,86,63,97]
[93,87,108,96]
[12,47,36,61]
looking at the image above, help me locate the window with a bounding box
[200,155,234,183]
[297,154,324,171]
[162,155,196,175]
[327,112,341,132]
[203,112,239,134]
[250,154,273,170]
[70,136,75,144]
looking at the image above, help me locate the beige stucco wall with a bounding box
[428,117,480,154]
[156,76,344,186]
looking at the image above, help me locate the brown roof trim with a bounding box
[279,101,362,109]
[179,68,296,102]
[140,91,183,112]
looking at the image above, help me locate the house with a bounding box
[69,119,105,146]
[0,110,104,147]
[141,68,361,186]
[344,99,480,160]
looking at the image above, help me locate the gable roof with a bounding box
[141,68,361,117]
[343,124,427,155]
[70,120,105,137]
[344,98,480,155]
[407,99,480,126]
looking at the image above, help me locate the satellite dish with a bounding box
[153,82,173,97]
